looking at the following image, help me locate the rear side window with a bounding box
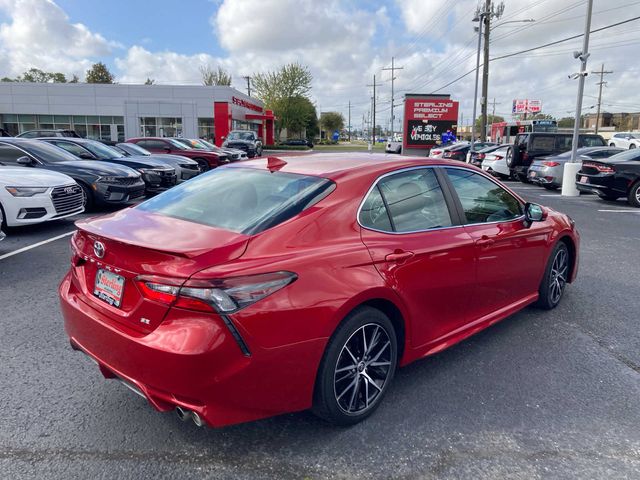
[580,136,606,147]
[137,140,166,150]
[445,168,522,224]
[359,168,453,233]
[555,136,573,151]
[530,135,556,151]
[137,168,335,234]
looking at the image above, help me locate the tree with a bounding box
[286,96,317,139]
[144,78,155,85]
[69,74,79,83]
[320,112,345,136]
[557,117,574,128]
[3,68,68,83]
[531,113,554,120]
[251,63,313,139]
[475,114,504,130]
[199,65,232,86]
[85,62,115,84]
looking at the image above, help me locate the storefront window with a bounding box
[198,118,214,140]
[138,117,182,137]
[0,113,123,140]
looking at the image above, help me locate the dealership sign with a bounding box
[403,97,459,149]
[232,96,263,113]
[512,99,542,114]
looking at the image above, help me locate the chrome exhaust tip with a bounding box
[175,406,192,422]
[191,411,204,427]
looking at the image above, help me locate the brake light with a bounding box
[542,161,560,167]
[522,152,529,162]
[583,161,615,173]
[136,271,297,314]
[494,155,504,160]
[478,153,485,160]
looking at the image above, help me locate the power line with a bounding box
[381,57,403,136]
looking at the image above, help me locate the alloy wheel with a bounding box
[549,248,568,305]
[333,323,392,415]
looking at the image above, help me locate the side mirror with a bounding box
[164,147,171,153]
[16,156,33,166]
[524,202,546,227]
[78,153,94,160]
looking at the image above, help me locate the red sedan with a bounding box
[59,154,579,427]
[126,137,227,171]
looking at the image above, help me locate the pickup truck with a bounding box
[222,130,263,158]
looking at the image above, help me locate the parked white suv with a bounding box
[608,132,640,149]
[0,167,84,227]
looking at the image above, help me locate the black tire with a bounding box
[0,201,7,229]
[505,146,518,168]
[628,181,640,208]
[630,144,636,149]
[193,158,210,172]
[496,173,510,181]
[597,192,619,201]
[516,173,530,183]
[543,184,559,190]
[79,183,94,211]
[312,306,398,426]
[609,143,616,147]
[535,242,570,310]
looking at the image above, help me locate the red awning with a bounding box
[245,113,276,120]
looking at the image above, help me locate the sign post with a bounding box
[402,94,459,156]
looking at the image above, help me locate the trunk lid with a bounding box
[71,208,249,333]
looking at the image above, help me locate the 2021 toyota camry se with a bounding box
[59,154,580,428]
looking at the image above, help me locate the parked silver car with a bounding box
[528,147,624,190]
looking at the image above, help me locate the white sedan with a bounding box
[481,145,512,180]
[0,167,84,227]
[608,132,640,149]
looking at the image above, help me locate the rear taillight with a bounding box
[136,271,297,314]
[542,161,560,167]
[478,153,485,160]
[522,152,529,162]
[583,161,614,173]
[494,155,504,160]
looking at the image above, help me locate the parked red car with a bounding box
[59,154,579,428]
[126,137,227,171]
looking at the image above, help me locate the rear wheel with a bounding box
[313,306,397,426]
[628,181,640,208]
[535,242,569,310]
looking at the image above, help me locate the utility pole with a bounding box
[242,76,251,96]
[491,98,501,120]
[562,0,593,196]
[348,100,351,142]
[382,57,403,137]
[479,1,504,141]
[592,64,613,134]
[367,75,383,149]
[471,10,484,152]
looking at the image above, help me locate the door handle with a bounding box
[476,236,495,247]
[385,251,415,263]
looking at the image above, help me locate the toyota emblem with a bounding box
[93,241,105,259]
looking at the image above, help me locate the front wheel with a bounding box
[193,158,210,172]
[535,242,570,310]
[79,183,94,211]
[628,181,640,208]
[256,145,263,156]
[313,306,397,426]
[629,144,636,149]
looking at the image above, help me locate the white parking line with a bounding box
[0,231,75,261]
[597,209,640,213]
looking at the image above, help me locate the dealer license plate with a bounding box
[94,269,125,307]
[580,176,589,184]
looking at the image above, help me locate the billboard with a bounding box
[512,99,542,114]
[403,97,459,149]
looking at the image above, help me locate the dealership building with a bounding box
[0,82,276,145]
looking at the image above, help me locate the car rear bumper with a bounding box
[59,272,325,427]
[575,173,624,195]
[528,166,561,186]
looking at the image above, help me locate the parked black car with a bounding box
[113,142,200,183]
[576,148,640,207]
[0,138,145,209]
[506,132,606,182]
[468,144,505,167]
[17,129,81,139]
[38,138,177,195]
[442,142,496,162]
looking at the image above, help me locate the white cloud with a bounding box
[0,0,117,78]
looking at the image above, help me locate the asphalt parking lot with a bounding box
[1,180,639,479]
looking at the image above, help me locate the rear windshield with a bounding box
[137,167,335,234]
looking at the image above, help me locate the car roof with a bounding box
[226,153,471,180]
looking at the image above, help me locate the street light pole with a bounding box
[562,0,594,197]
[470,13,484,155]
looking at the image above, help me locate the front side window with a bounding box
[359,168,453,233]
[50,141,93,159]
[0,144,30,164]
[445,168,522,224]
